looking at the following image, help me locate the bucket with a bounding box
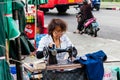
[10,65,17,80]
[10,65,16,74]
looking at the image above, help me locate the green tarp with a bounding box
[4,16,20,40]
[9,0,35,59]
[0,0,35,79]
[0,3,13,80]
[3,0,20,40]
[0,4,6,57]
[28,0,48,5]
[0,60,13,80]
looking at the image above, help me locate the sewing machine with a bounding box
[43,45,77,65]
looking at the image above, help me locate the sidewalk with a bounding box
[101,2,120,10]
[23,32,120,67]
[66,32,120,66]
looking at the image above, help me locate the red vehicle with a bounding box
[39,0,83,13]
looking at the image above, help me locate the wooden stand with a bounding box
[46,63,82,70]
[23,57,120,80]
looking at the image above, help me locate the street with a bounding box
[44,8,120,41]
[93,10,120,41]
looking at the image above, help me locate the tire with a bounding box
[85,25,94,36]
[94,4,100,11]
[40,8,49,13]
[56,6,68,13]
[96,7,100,11]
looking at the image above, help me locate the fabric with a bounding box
[9,1,35,58]
[35,34,46,48]
[37,10,44,28]
[0,60,13,80]
[12,0,26,32]
[0,3,13,80]
[9,34,35,59]
[12,0,24,10]
[76,12,84,31]
[28,0,48,5]
[3,0,12,14]
[74,50,107,80]
[37,10,45,34]
[80,3,93,20]
[0,3,6,56]
[37,34,73,61]
[4,16,20,40]
[77,2,94,31]
[3,0,20,40]
[20,36,35,55]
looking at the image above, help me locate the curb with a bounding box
[101,2,120,11]
[101,7,120,10]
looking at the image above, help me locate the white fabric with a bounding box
[37,34,73,61]
[0,56,5,60]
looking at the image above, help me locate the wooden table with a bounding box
[23,63,82,72]
[46,63,82,70]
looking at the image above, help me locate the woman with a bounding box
[73,0,94,34]
[36,18,77,64]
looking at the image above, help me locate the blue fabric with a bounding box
[92,21,99,28]
[35,34,46,48]
[74,50,107,80]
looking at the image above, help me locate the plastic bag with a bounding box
[103,66,117,80]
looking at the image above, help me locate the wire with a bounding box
[9,58,23,64]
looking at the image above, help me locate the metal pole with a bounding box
[25,0,28,12]
[34,0,38,46]
[13,10,23,80]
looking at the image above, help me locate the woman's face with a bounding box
[52,26,64,39]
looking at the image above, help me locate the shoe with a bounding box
[73,31,80,34]
[96,28,100,31]
[80,31,84,34]
[94,28,100,37]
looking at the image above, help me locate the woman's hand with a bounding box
[68,56,76,62]
[49,43,55,49]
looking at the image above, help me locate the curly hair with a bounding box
[48,18,67,35]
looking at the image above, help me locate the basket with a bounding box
[42,68,87,80]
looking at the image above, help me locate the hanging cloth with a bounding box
[9,0,35,59]
[0,3,13,80]
[74,50,107,80]
[28,0,48,5]
[4,0,20,40]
